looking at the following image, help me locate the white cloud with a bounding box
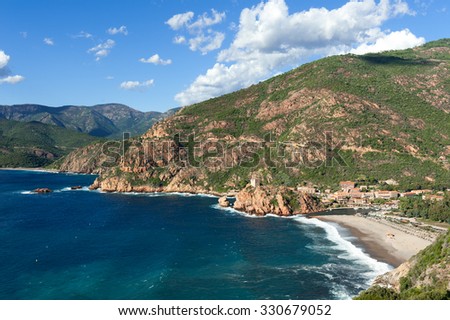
[74,31,93,39]
[173,35,186,44]
[351,29,425,54]
[20,31,28,39]
[166,12,194,30]
[106,76,114,80]
[166,9,226,55]
[174,61,271,105]
[175,0,420,106]
[43,38,54,46]
[139,54,172,65]
[120,79,155,91]
[189,31,225,55]
[188,9,226,30]
[0,50,25,85]
[0,50,10,69]
[0,75,25,84]
[88,39,115,61]
[107,25,128,36]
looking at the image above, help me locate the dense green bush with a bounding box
[356,230,450,300]
[399,194,450,223]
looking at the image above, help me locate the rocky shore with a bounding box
[88,175,225,196]
[88,175,323,216]
[233,185,323,216]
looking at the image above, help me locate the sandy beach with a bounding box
[317,215,434,267]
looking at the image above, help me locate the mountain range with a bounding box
[0,103,180,138]
[0,119,99,167]
[0,104,179,167]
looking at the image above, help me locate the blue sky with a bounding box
[0,0,448,112]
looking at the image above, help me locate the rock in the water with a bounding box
[218,196,230,207]
[33,188,52,193]
[70,186,82,190]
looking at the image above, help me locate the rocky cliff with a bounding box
[234,185,323,216]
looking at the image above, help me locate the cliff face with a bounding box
[234,185,323,216]
[56,142,109,174]
[90,167,212,194]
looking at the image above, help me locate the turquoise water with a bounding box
[0,170,390,299]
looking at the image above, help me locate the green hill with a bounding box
[0,119,100,167]
[0,103,180,138]
[355,229,450,300]
[59,39,450,191]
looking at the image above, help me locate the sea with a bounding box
[0,170,391,299]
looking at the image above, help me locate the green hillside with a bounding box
[0,119,100,167]
[59,39,450,191]
[0,103,180,138]
[356,229,450,300]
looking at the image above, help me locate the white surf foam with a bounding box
[211,205,392,298]
[163,192,219,198]
[210,204,266,218]
[102,190,220,199]
[55,187,72,192]
[293,216,392,278]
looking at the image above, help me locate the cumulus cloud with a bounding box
[139,54,172,65]
[189,31,225,55]
[175,0,420,106]
[88,39,115,61]
[188,9,226,30]
[0,75,25,84]
[0,50,24,85]
[120,79,155,91]
[107,25,128,36]
[0,51,9,69]
[166,9,226,54]
[43,38,54,46]
[166,12,194,30]
[351,29,425,54]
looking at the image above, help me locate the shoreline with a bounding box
[0,167,59,172]
[0,167,100,176]
[316,214,434,267]
[2,168,436,268]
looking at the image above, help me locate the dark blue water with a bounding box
[0,170,390,299]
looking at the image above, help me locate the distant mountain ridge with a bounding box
[0,103,180,138]
[0,119,99,167]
